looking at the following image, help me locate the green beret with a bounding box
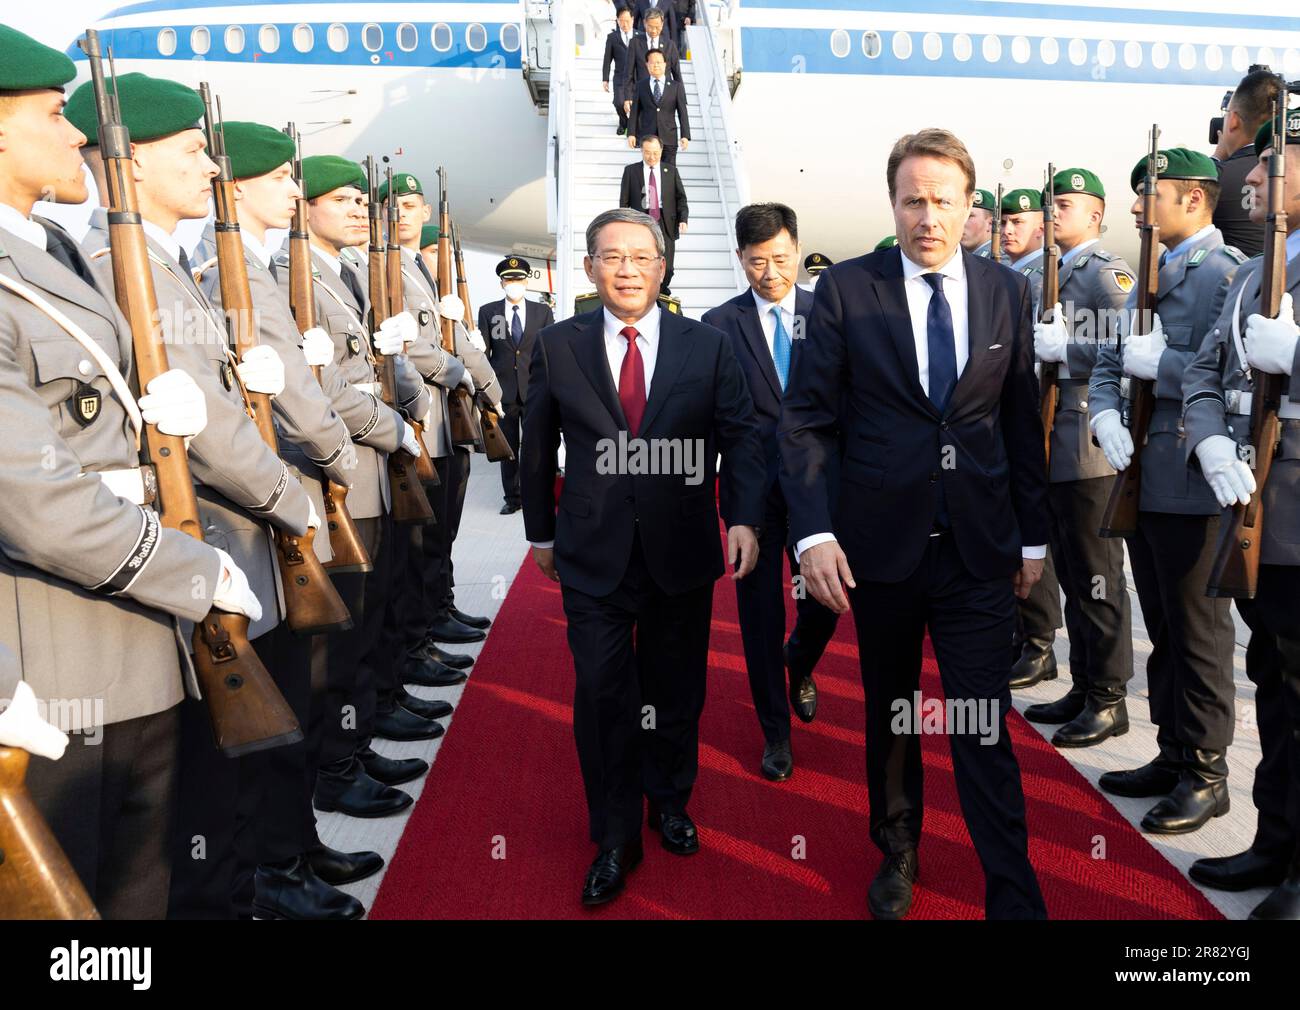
[302,155,366,200]
[874,235,898,251]
[1045,166,1105,204]
[1128,147,1219,194]
[496,256,530,279]
[804,252,833,272]
[378,172,423,203]
[1254,107,1300,153]
[0,24,76,91]
[65,73,203,147]
[420,224,440,249]
[1002,188,1042,214]
[217,121,295,180]
[971,189,995,211]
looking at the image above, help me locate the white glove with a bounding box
[458,371,477,395]
[1033,304,1069,363]
[388,310,419,344]
[301,326,335,368]
[467,327,487,352]
[438,293,465,323]
[235,345,286,396]
[0,680,70,760]
[373,316,408,357]
[307,499,320,530]
[400,421,422,458]
[1195,434,1257,508]
[1245,291,1299,376]
[139,368,208,437]
[1122,312,1167,380]
[211,546,263,622]
[1090,408,1134,471]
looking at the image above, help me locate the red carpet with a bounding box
[371,546,1222,920]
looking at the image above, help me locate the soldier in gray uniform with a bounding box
[0,30,260,918]
[1090,148,1245,835]
[1025,167,1137,747]
[964,188,995,256]
[1183,113,1300,919]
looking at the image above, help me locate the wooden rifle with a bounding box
[453,221,514,462]
[991,183,1004,263]
[437,168,485,450]
[1039,163,1061,467]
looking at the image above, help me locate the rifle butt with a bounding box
[480,405,515,462]
[410,420,439,483]
[322,482,374,573]
[276,527,355,635]
[0,747,100,920]
[1206,502,1260,599]
[448,388,485,450]
[190,612,303,757]
[389,454,436,525]
[1098,470,1140,538]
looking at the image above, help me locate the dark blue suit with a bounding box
[779,246,1048,918]
[704,287,839,744]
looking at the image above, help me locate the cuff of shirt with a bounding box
[529,540,555,550]
[1022,545,1047,560]
[793,532,837,563]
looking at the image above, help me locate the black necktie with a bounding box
[414,254,439,299]
[653,78,662,104]
[341,262,367,312]
[267,255,279,282]
[39,220,99,292]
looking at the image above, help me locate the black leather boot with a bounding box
[1099,741,1181,797]
[253,857,364,920]
[1023,685,1086,725]
[1009,637,1058,690]
[1141,748,1229,834]
[1051,696,1128,747]
[1249,851,1300,920]
[1190,847,1290,891]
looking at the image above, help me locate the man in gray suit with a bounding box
[0,28,260,918]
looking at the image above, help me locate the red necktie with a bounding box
[648,168,661,221]
[618,326,646,436]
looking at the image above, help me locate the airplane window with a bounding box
[1205,45,1222,71]
[225,25,245,54]
[1230,46,1248,72]
[259,24,280,54]
[1124,41,1142,68]
[1150,41,1168,70]
[892,31,911,60]
[467,24,487,52]
[158,27,176,57]
[363,23,383,52]
[922,32,941,61]
[327,24,348,52]
[1068,38,1087,66]
[397,23,418,52]
[981,35,1001,63]
[293,24,314,53]
[1257,46,1276,67]
[1040,37,1059,65]
[191,26,210,56]
[1011,36,1030,64]
[1096,39,1115,68]
[861,31,881,59]
[500,24,521,53]
[432,24,453,52]
[1178,43,1197,70]
[830,30,849,59]
[952,33,972,62]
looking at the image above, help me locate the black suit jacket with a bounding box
[602,29,634,100]
[522,308,766,597]
[625,33,682,89]
[704,286,820,526]
[778,247,1048,583]
[479,297,554,405]
[629,76,690,148]
[619,161,688,240]
[633,0,678,39]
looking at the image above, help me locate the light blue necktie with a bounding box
[771,306,791,391]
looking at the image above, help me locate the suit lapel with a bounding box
[573,312,626,428]
[949,250,989,409]
[4,228,120,329]
[739,294,782,403]
[639,308,691,435]
[871,249,935,415]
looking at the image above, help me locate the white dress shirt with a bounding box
[752,285,799,364]
[0,202,47,250]
[315,247,345,278]
[240,229,273,270]
[141,219,184,265]
[796,244,1045,562]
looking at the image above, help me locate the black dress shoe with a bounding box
[1023,686,1086,724]
[359,743,429,786]
[1008,640,1058,690]
[581,837,644,906]
[499,502,521,515]
[1249,869,1300,920]
[374,705,446,742]
[420,640,474,669]
[783,642,818,724]
[313,760,413,818]
[868,850,918,920]
[428,614,487,644]
[761,739,794,781]
[1189,848,1290,892]
[403,654,469,688]
[253,857,364,920]
[306,843,385,886]
[1099,757,1181,798]
[1052,699,1128,748]
[450,606,491,630]
[395,687,453,722]
[1140,751,1229,834]
[648,807,700,855]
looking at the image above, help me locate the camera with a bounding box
[1210,65,1274,145]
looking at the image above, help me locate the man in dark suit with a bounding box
[479,257,554,514]
[602,7,636,136]
[624,11,682,94]
[703,203,839,781]
[522,208,765,906]
[619,136,687,296]
[780,129,1049,920]
[632,0,677,40]
[628,50,690,166]
[673,0,696,51]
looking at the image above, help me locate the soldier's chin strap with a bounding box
[0,271,143,445]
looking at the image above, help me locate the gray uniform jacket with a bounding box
[1047,242,1136,482]
[1011,246,1045,318]
[394,247,465,458]
[84,215,311,641]
[1,220,221,726]
[1091,228,1243,514]
[1183,250,1300,565]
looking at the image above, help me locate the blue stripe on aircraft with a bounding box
[103,0,508,15]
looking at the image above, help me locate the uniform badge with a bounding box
[1156,153,1169,173]
[1070,173,1085,190]
[1188,249,1208,266]
[1018,194,1031,211]
[812,254,822,263]
[1113,272,1135,294]
[221,362,235,391]
[973,192,984,206]
[418,309,432,326]
[405,175,416,191]
[70,383,101,427]
[1288,111,1300,136]
[347,334,361,355]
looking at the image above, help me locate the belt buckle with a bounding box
[1225,388,1243,414]
[140,464,158,506]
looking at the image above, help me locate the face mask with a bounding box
[504,282,527,301]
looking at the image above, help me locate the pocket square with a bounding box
[987,344,1003,350]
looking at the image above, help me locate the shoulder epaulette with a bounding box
[1093,249,1118,262]
[1220,245,1248,264]
[1188,249,1208,266]
[1075,253,1092,268]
